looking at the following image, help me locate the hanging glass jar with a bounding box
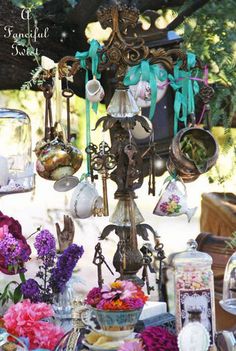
[0,108,34,194]
[173,239,216,348]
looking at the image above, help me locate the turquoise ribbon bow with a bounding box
[169,52,199,135]
[123,60,168,120]
[75,39,102,176]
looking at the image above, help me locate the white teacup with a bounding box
[70,181,103,219]
[86,79,104,103]
[131,116,153,140]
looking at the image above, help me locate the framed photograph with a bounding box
[179,289,215,345]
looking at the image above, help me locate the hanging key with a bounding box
[91,142,116,216]
[85,143,98,182]
[93,243,104,288]
[140,245,155,295]
[93,243,114,288]
[148,150,156,196]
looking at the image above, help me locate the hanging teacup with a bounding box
[167,127,219,182]
[128,64,168,108]
[35,136,83,191]
[131,116,153,140]
[86,79,104,103]
[70,181,103,219]
[153,178,197,222]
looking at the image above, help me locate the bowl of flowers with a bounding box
[85,280,148,339]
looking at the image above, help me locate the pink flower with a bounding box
[3,300,64,350]
[120,281,137,299]
[118,340,144,351]
[140,326,178,351]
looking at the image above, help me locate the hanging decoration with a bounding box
[124,60,168,119]
[0,108,35,195]
[34,83,83,192]
[75,39,103,177]
[153,176,197,222]
[167,126,219,182]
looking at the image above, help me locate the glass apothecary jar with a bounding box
[173,239,216,347]
[220,251,236,315]
[0,108,34,194]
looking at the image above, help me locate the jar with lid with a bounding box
[173,239,216,348]
[0,108,34,194]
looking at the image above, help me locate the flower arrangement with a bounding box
[21,230,84,303]
[3,299,64,350]
[0,211,84,305]
[86,280,148,311]
[117,326,178,351]
[139,326,178,351]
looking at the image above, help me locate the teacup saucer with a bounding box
[82,339,121,351]
[90,328,133,340]
[82,332,136,351]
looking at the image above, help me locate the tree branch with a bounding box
[167,0,211,30]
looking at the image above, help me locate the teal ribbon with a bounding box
[123,60,168,119]
[169,52,199,135]
[75,39,102,176]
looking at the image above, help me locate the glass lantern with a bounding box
[220,251,236,315]
[0,108,34,194]
[173,239,216,347]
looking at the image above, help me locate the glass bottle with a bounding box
[173,239,216,348]
[0,108,34,194]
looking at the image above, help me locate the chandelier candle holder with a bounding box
[57,3,217,291]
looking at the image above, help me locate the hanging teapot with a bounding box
[167,127,219,182]
[35,85,83,191]
[153,177,197,222]
[35,135,83,184]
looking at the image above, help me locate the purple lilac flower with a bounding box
[0,232,30,272]
[21,279,41,303]
[49,244,84,294]
[34,229,56,267]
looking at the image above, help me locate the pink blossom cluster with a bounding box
[3,299,64,350]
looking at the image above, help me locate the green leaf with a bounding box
[13,285,23,304]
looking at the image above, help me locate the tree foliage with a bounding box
[178,0,236,127]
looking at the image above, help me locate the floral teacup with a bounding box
[153,178,197,222]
